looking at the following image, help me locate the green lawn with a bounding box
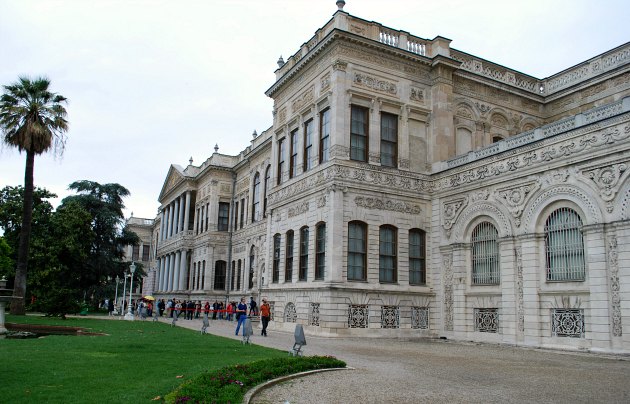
[1,315,287,403]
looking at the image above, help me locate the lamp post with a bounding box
[114,275,120,314]
[120,272,128,317]
[124,262,137,320]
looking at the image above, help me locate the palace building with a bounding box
[137,2,630,353]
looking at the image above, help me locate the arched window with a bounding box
[263,165,271,217]
[379,225,397,283]
[348,221,367,281]
[315,222,326,280]
[409,229,426,285]
[471,222,499,285]
[252,172,260,222]
[249,246,255,289]
[214,260,226,290]
[285,230,294,282]
[272,234,281,283]
[299,226,309,281]
[545,208,585,281]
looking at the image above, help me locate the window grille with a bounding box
[411,307,429,329]
[309,303,320,326]
[545,208,585,281]
[551,309,584,338]
[348,304,369,328]
[472,222,500,285]
[381,305,400,329]
[474,308,499,333]
[284,302,297,323]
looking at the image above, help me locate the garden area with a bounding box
[0,315,345,403]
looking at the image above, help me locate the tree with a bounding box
[62,180,141,300]
[0,77,68,315]
[0,238,13,279]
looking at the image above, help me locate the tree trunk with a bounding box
[11,150,35,315]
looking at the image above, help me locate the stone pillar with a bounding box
[204,247,214,291]
[160,210,166,241]
[168,203,175,238]
[173,250,181,291]
[179,249,188,291]
[168,253,175,291]
[429,58,459,162]
[178,194,185,233]
[173,198,180,235]
[183,191,191,233]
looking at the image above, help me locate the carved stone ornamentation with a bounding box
[317,195,327,208]
[515,246,524,332]
[443,253,454,332]
[607,235,622,337]
[332,60,347,72]
[583,163,628,212]
[475,102,492,117]
[495,182,540,226]
[321,73,331,90]
[470,190,490,202]
[353,73,398,96]
[288,201,309,218]
[410,87,424,103]
[278,107,287,124]
[355,196,422,214]
[292,86,314,113]
[442,198,468,238]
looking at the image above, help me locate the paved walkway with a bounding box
[146,315,630,403]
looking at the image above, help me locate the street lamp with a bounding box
[120,272,128,317]
[124,262,137,321]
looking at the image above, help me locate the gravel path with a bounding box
[150,316,630,403]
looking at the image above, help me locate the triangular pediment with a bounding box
[158,165,186,202]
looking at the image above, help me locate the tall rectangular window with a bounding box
[264,166,270,216]
[240,198,245,229]
[315,223,326,280]
[290,129,298,179]
[350,105,368,162]
[252,173,260,222]
[273,234,281,283]
[319,109,330,163]
[218,202,229,231]
[205,202,209,231]
[380,112,398,167]
[214,261,226,290]
[348,221,367,281]
[234,201,239,230]
[409,229,426,285]
[285,230,294,282]
[299,226,309,281]
[379,225,397,283]
[231,261,235,290]
[132,245,140,261]
[237,259,242,290]
[277,138,285,185]
[142,245,150,261]
[303,120,313,172]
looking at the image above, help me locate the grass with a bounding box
[1,315,288,403]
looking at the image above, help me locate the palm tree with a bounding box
[0,76,68,315]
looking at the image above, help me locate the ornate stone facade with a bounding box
[141,7,630,353]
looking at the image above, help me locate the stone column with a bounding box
[429,58,459,162]
[183,191,191,233]
[173,250,181,291]
[168,202,175,238]
[160,210,166,241]
[173,198,180,235]
[168,253,175,291]
[179,250,189,291]
[178,194,185,233]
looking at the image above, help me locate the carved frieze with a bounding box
[332,60,347,72]
[278,107,287,124]
[321,73,331,90]
[292,86,314,113]
[353,73,398,96]
[338,44,430,79]
[434,120,630,192]
[317,195,327,208]
[354,196,422,214]
[410,87,424,103]
[220,184,231,194]
[288,201,309,218]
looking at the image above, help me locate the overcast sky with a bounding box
[1,0,628,220]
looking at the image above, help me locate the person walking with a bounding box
[249,297,258,316]
[108,298,115,316]
[234,297,248,336]
[260,298,271,337]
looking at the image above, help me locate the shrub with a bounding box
[165,355,346,404]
